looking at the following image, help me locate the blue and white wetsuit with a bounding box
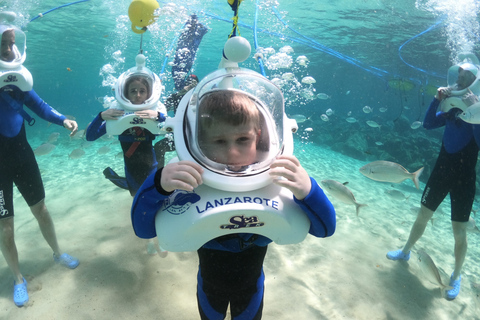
[421,98,478,222]
[131,168,336,320]
[0,86,66,218]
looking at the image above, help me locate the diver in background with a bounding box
[386,62,479,300]
[0,19,80,307]
[86,74,166,196]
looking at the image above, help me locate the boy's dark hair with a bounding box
[198,90,260,130]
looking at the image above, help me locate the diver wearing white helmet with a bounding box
[131,44,336,318]
[387,57,479,301]
[86,56,167,196]
[0,12,79,308]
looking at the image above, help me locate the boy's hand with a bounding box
[161,161,203,192]
[101,108,124,120]
[269,155,311,200]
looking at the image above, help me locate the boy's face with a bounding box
[200,120,259,171]
[1,30,15,62]
[127,80,148,105]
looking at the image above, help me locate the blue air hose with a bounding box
[253,0,266,77]
[28,0,91,23]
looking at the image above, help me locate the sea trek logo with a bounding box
[220,215,265,230]
[3,75,18,83]
[129,117,147,125]
[0,190,8,216]
[163,190,201,215]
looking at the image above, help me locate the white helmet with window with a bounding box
[165,67,298,192]
[0,12,32,91]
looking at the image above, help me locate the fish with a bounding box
[301,76,316,84]
[417,249,453,291]
[320,114,329,122]
[346,90,351,95]
[304,127,313,132]
[366,120,381,128]
[69,148,85,159]
[47,132,60,143]
[410,121,423,129]
[458,102,480,124]
[34,143,56,156]
[71,129,85,140]
[375,141,383,146]
[379,107,388,112]
[467,217,480,234]
[384,189,410,201]
[290,114,312,124]
[320,180,367,216]
[317,93,330,100]
[325,108,334,116]
[97,145,111,155]
[359,160,424,189]
[363,105,373,113]
[346,117,357,123]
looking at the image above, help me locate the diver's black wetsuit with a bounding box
[0,86,66,218]
[421,98,478,222]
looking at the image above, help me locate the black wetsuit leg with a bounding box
[0,125,45,218]
[421,139,478,221]
[197,245,267,320]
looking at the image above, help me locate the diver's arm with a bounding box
[423,98,445,129]
[23,90,66,126]
[294,177,336,238]
[131,169,171,239]
[85,112,106,141]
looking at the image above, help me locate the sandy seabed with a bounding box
[1,132,479,320]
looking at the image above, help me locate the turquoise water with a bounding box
[1,0,480,319]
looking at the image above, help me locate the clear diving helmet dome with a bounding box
[446,53,480,96]
[114,54,163,111]
[0,13,26,70]
[169,67,297,192]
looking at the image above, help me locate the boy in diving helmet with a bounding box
[131,80,336,318]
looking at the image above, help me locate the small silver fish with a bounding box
[363,106,373,113]
[417,249,453,291]
[467,217,480,234]
[317,93,330,100]
[304,127,313,132]
[290,114,311,124]
[320,180,367,216]
[69,148,85,159]
[34,143,56,156]
[379,107,388,113]
[384,189,409,201]
[410,121,423,129]
[359,160,424,189]
[366,120,381,128]
[97,145,111,155]
[325,108,334,116]
[458,102,480,124]
[346,117,357,123]
[47,132,60,143]
[320,114,329,122]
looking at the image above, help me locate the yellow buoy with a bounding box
[128,0,159,34]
